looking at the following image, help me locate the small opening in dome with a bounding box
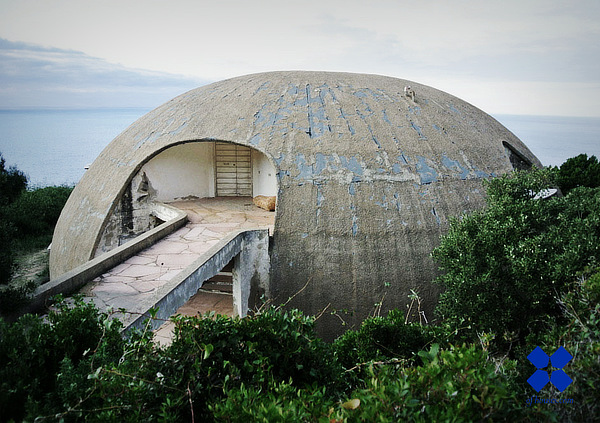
[503,141,532,170]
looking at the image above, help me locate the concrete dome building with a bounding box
[50,71,541,337]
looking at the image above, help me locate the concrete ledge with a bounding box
[123,229,269,334]
[25,203,188,314]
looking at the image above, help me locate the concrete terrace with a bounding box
[78,197,274,335]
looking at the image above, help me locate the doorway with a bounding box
[215,142,252,196]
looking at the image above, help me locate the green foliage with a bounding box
[0,157,73,305]
[0,305,344,422]
[212,344,552,422]
[0,220,15,285]
[0,152,27,206]
[530,268,600,422]
[433,167,600,346]
[0,296,124,421]
[0,153,27,285]
[555,153,600,195]
[333,309,434,370]
[332,344,549,422]
[164,307,344,419]
[0,297,581,422]
[210,381,333,422]
[8,185,73,239]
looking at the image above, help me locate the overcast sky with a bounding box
[1,0,599,116]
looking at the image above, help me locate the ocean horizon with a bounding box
[0,108,598,187]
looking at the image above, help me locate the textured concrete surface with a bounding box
[52,71,542,338]
[79,198,273,326]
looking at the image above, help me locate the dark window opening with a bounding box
[503,141,532,171]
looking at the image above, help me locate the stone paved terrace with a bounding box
[79,197,274,337]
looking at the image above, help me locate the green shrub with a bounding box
[0,154,72,292]
[0,153,27,206]
[331,344,552,422]
[333,309,434,370]
[211,381,333,422]
[529,268,600,422]
[433,168,600,348]
[0,220,15,285]
[213,344,553,422]
[8,185,73,241]
[164,307,344,419]
[0,296,124,421]
[556,153,600,195]
[0,298,573,422]
[22,306,346,422]
[0,153,27,285]
[0,184,73,307]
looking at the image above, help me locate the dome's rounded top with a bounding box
[110,70,539,183]
[50,71,541,276]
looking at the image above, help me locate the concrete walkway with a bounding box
[79,197,274,334]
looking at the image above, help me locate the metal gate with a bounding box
[215,142,252,196]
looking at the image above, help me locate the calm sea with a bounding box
[0,108,150,187]
[0,109,598,187]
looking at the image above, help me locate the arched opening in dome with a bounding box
[132,141,277,202]
[94,140,277,257]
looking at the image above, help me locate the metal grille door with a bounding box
[215,142,252,196]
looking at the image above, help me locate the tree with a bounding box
[432,167,600,345]
[0,153,27,206]
[0,153,27,285]
[556,153,600,195]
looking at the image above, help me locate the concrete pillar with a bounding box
[232,229,270,317]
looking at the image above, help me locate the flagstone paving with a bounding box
[78,197,274,333]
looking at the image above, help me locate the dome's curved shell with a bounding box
[51,71,540,337]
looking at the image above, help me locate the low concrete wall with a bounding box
[25,203,187,314]
[123,229,270,333]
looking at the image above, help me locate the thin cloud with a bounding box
[0,38,211,108]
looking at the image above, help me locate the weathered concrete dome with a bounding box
[51,71,540,337]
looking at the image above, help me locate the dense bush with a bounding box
[8,280,600,422]
[210,380,333,422]
[333,309,434,370]
[2,300,554,422]
[556,153,600,194]
[0,153,27,285]
[530,268,600,422]
[0,183,73,312]
[0,153,27,206]
[0,297,125,421]
[0,154,73,311]
[213,344,551,422]
[334,344,540,422]
[0,305,345,422]
[8,185,73,246]
[162,307,345,419]
[433,167,600,347]
[0,221,16,285]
